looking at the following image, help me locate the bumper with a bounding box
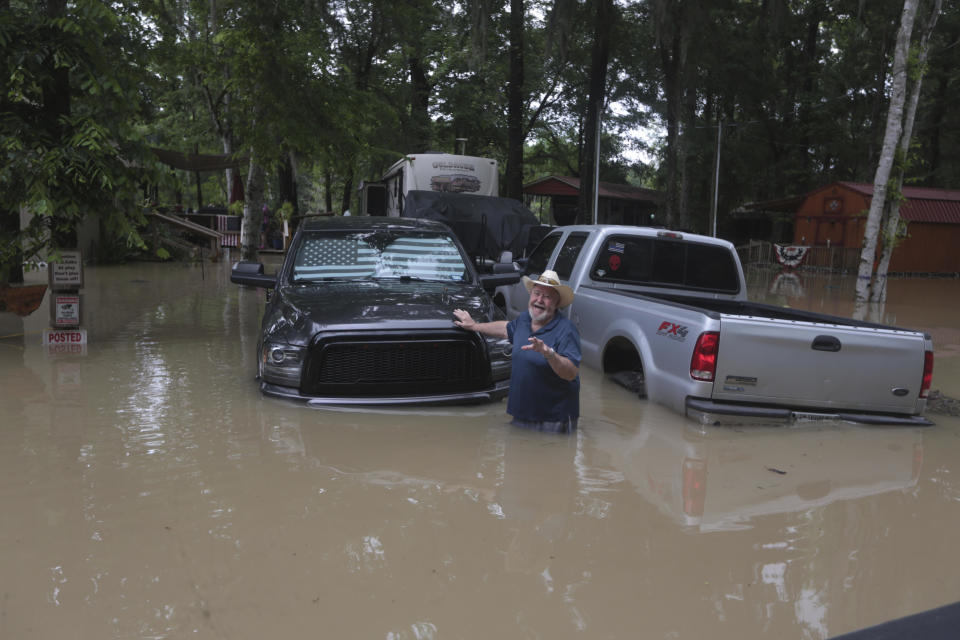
[261,378,510,406]
[685,397,934,427]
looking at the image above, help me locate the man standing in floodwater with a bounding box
[453,269,581,433]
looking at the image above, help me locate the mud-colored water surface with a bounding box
[2,261,959,639]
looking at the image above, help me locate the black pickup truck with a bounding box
[231,216,519,405]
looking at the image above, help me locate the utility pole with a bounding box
[592,103,602,225]
[711,120,722,237]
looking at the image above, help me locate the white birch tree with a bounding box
[871,0,943,302]
[241,154,266,262]
[856,0,942,305]
[855,0,918,305]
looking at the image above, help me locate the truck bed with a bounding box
[638,290,926,333]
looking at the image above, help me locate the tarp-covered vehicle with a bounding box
[400,190,543,267]
[231,216,519,405]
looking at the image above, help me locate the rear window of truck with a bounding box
[589,235,740,293]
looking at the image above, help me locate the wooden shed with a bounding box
[791,182,960,274]
[523,176,662,226]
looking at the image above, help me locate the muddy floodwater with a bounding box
[2,260,959,639]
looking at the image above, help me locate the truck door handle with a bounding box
[812,335,841,352]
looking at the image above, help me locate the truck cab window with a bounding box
[524,232,562,277]
[553,232,589,280]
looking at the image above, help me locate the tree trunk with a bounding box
[927,73,947,184]
[340,169,354,215]
[44,0,77,249]
[577,0,613,225]
[653,0,688,229]
[854,0,918,304]
[0,208,24,284]
[224,131,236,206]
[871,0,942,303]
[324,168,333,213]
[241,156,266,262]
[209,0,238,211]
[278,150,300,216]
[408,57,431,153]
[677,82,697,231]
[505,0,525,201]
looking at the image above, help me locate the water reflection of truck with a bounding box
[590,417,924,532]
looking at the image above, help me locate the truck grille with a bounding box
[301,331,491,396]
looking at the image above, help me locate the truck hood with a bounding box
[266,280,499,344]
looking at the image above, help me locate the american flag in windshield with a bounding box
[291,231,469,282]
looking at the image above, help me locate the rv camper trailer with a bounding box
[376,153,499,217]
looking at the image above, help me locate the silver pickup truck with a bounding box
[494,225,934,425]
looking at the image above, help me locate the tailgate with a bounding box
[712,317,926,414]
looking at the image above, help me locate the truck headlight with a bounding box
[486,336,513,382]
[261,343,305,387]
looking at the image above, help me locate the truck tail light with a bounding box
[690,331,719,382]
[919,350,934,398]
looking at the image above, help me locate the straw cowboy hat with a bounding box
[522,270,575,308]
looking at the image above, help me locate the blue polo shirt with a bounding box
[506,311,581,423]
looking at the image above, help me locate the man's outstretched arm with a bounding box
[453,309,508,339]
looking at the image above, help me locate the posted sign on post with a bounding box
[47,250,86,350]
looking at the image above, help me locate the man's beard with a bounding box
[529,303,552,325]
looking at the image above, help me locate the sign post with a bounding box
[47,250,87,354]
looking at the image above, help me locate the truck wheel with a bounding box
[609,371,646,397]
[603,337,645,398]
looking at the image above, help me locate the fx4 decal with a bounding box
[656,321,689,341]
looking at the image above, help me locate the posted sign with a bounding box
[49,250,84,289]
[43,329,87,355]
[43,329,87,346]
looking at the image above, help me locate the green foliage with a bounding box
[277,202,295,222]
[0,0,162,281]
[3,0,957,275]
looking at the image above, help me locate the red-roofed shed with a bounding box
[523,176,662,226]
[789,182,960,273]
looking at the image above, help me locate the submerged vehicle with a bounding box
[496,225,934,425]
[231,216,518,405]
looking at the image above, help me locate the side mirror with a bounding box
[231,261,276,288]
[479,271,521,291]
